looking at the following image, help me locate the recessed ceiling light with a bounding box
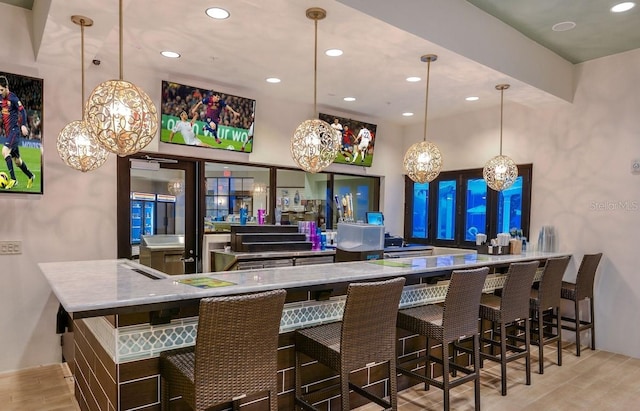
[465,96,479,101]
[343,97,356,102]
[406,77,421,82]
[402,112,414,117]
[325,49,343,57]
[611,2,635,12]
[160,51,180,58]
[552,21,576,32]
[265,77,281,83]
[206,7,230,19]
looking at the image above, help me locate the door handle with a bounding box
[182,257,195,263]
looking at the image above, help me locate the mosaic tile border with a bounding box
[83,269,544,364]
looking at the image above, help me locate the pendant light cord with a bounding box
[423,59,431,142]
[313,17,318,116]
[80,19,86,120]
[499,86,504,155]
[119,0,123,80]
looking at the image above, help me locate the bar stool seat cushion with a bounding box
[560,281,577,300]
[161,348,196,406]
[396,305,444,340]
[296,322,342,370]
[478,294,502,322]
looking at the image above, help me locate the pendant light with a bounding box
[56,15,110,172]
[85,0,158,157]
[483,84,518,191]
[403,54,443,183]
[290,7,341,173]
[167,179,185,196]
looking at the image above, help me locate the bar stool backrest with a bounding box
[499,261,540,323]
[340,277,406,372]
[441,267,490,342]
[537,256,571,310]
[194,289,286,410]
[575,253,603,300]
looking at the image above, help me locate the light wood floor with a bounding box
[0,362,79,411]
[1,344,639,411]
[357,342,640,411]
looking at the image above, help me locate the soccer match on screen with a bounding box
[160,81,256,153]
[0,71,43,194]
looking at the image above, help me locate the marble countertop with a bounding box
[39,251,569,318]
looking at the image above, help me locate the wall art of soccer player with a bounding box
[160,81,256,153]
[318,113,377,167]
[0,71,43,194]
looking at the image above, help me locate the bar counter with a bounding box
[39,250,570,411]
[40,250,567,319]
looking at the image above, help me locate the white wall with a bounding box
[404,48,640,358]
[1,4,639,373]
[0,4,404,372]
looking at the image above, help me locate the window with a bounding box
[496,176,523,235]
[404,164,531,248]
[411,183,429,238]
[436,180,457,240]
[465,178,487,242]
[120,155,381,273]
[333,174,379,225]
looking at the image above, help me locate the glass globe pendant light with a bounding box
[483,84,518,191]
[290,7,340,173]
[403,54,443,183]
[85,0,158,157]
[56,15,109,172]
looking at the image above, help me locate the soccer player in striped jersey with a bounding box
[0,76,34,189]
[191,93,239,144]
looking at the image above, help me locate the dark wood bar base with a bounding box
[42,253,567,410]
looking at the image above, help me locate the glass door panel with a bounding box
[464,178,487,241]
[436,180,457,240]
[411,183,429,239]
[127,158,197,274]
[497,176,523,235]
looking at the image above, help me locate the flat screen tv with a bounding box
[366,211,384,226]
[160,80,255,152]
[319,113,377,167]
[0,71,43,194]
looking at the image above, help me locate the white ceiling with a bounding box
[13,0,640,125]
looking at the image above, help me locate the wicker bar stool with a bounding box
[160,289,286,411]
[294,277,405,410]
[560,253,603,356]
[477,260,539,396]
[529,256,571,374]
[396,267,490,411]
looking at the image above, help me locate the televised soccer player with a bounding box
[169,111,213,147]
[340,124,355,161]
[331,117,343,132]
[351,126,372,163]
[0,75,34,189]
[191,93,240,144]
